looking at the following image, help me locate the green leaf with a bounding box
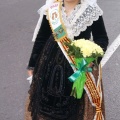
[64,41,83,58]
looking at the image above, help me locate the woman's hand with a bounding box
[88,62,98,71]
[27,70,33,76]
[88,62,94,68]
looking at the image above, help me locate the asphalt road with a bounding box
[0,0,120,120]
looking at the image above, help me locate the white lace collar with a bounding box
[61,2,103,39]
[32,0,102,42]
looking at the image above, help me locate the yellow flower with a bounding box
[71,39,104,58]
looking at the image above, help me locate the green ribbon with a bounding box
[69,58,94,99]
[69,59,92,82]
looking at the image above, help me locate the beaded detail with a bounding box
[28,36,85,120]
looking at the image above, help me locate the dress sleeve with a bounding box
[91,16,109,63]
[27,15,52,70]
[91,16,109,52]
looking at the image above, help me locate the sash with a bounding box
[48,1,104,120]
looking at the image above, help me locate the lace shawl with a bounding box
[61,3,103,39]
[32,1,103,41]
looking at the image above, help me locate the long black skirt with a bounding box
[25,36,105,120]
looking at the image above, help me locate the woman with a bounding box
[25,0,109,119]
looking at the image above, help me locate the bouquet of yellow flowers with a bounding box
[64,39,104,99]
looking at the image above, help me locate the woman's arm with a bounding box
[92,16,109,63]
[92,16,109,52]
[27,15,52,70]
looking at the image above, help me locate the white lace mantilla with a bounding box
[32,1,103,42]
[61,3,103,39]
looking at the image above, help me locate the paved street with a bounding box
[0,0,120,120]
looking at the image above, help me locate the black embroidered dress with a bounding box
[26,3,109,120]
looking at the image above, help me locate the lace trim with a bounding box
[73,4,103,36]
[46,2,103,39]
[61,3,103,39]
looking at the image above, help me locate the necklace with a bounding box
[62,0,81,16]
